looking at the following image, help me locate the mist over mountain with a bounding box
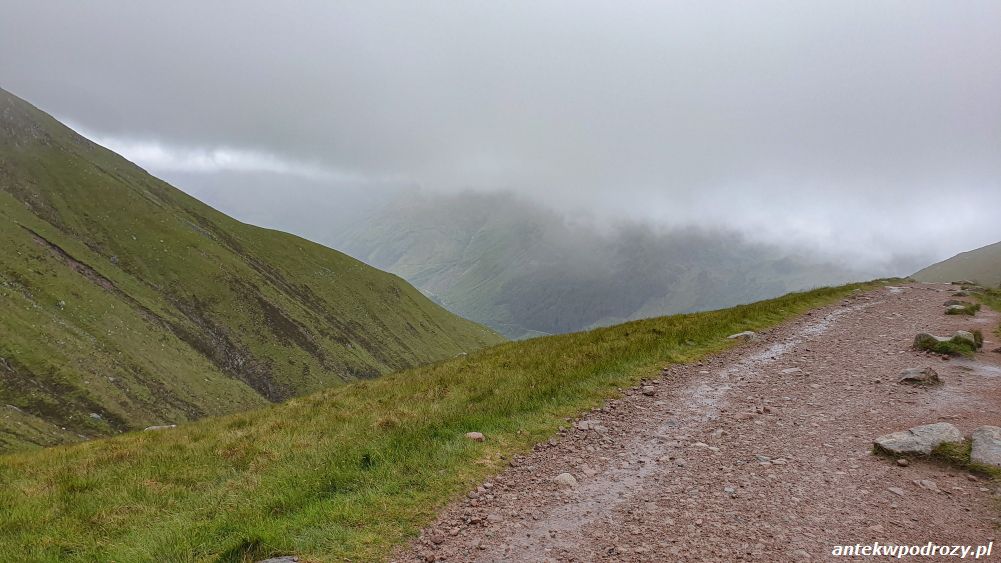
[323,190,875,338]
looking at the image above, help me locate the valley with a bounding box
[328,191,873,339]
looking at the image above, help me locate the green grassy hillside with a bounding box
[0,281,885,562]
[913,241,1001,287]
[329,191,870,339]
[0,88,502,451]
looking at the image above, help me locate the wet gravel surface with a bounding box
[398,284,1001,562]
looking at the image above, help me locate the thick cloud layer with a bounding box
[2,1,1000,270]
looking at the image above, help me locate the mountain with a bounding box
[328,190,870,339]
[0,88,502,451]
[912,241,1001,287]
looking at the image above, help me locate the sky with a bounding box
[2,1,1000,272]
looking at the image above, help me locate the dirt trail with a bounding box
[400,284,1001,562]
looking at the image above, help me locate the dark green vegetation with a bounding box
[0,281,883,562]
[946,303,981,316]
[931,440,1001,480]
[0,89,502,451]
[913,241,1001,287]
[329,190,869,339]
[914,331,983,357]
[977,288,1001,317]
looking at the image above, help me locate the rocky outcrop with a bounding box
[873,423,963,456]
[970,426,1001,468]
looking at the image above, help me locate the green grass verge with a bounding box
[977,288,1001,323]
[0,281,888,562]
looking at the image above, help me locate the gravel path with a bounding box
[400,284,1001,562]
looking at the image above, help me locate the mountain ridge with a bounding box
[0,88,503,450]
[912,240,1001,287]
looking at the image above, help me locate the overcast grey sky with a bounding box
[2,1,1000,270]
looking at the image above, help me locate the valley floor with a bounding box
[401,284,1001,562]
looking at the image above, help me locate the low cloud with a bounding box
[3,1,999,271]
[67,124,360,182]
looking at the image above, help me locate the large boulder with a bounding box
[897,367,941,386]
[970,426,1001,468]
[873,423,963,456]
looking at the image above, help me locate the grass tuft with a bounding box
[931,440,1001,480]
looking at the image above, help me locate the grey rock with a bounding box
[946,304,968,312]
[897,367,941,386]
[954,331,979,348]
[553,472,578,488]
[257,558,299,563]
[575,420,606,432]
[726,331,758,341]
[465,431,485,442]
[944,299,966,306]
[143,424,177,431]
[874,423,963,455]
[970,426,1001,467]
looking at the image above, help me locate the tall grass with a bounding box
[977,288,1001,341]
[0,282,885,562]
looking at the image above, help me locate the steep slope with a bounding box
[0,88,502,451]
[329,191,870,338]
[912,241,1001,287]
